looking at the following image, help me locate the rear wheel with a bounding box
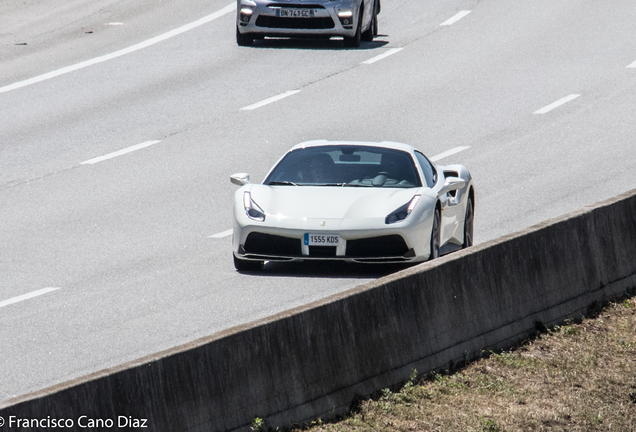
[236,26,254,47]
[428,208,441,261]
[462,196,474,248]
[233,255,263,272]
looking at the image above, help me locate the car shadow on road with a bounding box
[247,259,413,279]
[249,37,389,50]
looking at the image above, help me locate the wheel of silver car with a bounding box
[344,10,362,48]
[372,13,378,37]
[233,255,263,272]
[428,208,441,261]
[236,26,254,47]
[462,196,474,248]
[362,1,377,42]
[373,0,380,37]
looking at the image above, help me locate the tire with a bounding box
[428,208,441,261]
[233,255,263,272]
[236,26,254,47]
[462,196,474,248]
[372,13,378,37]
[344,10,362,48]
[362,1,377,42]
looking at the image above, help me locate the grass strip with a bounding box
[278,292,636,432]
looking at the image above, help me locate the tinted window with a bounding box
[264,145,422,188]
[415,151,437,188]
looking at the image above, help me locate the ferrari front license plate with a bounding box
[304,233,341,246]
[277,8,314,18]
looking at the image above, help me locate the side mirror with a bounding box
[440,177,466,195]
[230,173,250,186]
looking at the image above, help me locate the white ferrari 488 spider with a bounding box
[230,140,474,271]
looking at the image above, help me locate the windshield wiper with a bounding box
[269,181,299,186]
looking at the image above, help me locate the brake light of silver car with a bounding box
[243,192,266,222]
[385,195,421,224]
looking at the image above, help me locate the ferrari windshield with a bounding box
[264,145,422,188]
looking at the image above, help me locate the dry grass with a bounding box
[292,294,636,432]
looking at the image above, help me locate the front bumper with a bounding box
[237,1,359,38]
[234,226,421,263]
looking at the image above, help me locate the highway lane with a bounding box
[2,0,636,401]
[0,0,244,86]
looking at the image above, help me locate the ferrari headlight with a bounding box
[385,195,421,224]
[243,191,265,222]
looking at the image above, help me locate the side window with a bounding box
[415,152,437,188]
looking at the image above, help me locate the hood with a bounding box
[248,185,421,220]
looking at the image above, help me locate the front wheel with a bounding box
[236,26,254,47]
[372,12,378,37]
[462,196,474,248]
[428,208,441,261]
[362,1,377,42]
[344,11,362,47]
[233,255,263,272]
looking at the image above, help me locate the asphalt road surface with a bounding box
[2,0,636,400]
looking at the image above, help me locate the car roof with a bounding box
[289,140,419,154]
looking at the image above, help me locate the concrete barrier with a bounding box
[2,188,635,431]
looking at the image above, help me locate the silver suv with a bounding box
[236,0,380,47]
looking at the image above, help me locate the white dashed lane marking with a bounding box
[0,288,60,309]
[440,11,471,26]
[208,229,233,239]
[362,48,404,65]
[430,146,471,162]
[240,90,302,111]
[533,94,581,114]
[80,140,161,165]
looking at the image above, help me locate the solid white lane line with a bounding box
[440,10,471,26]
[627,60,636,68]
[81,140,161,165]
[208,229,233,239]
[362,48,404,65]
[430,146,471,162]
[0,3,236,95]
[240,90,302,111]
[533,94,581,114]
[0,288,60,309]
